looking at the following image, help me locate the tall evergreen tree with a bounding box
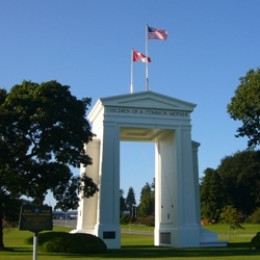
[126,187,136,217]
[119,189,127,216]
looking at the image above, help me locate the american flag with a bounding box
[148,26,168,40]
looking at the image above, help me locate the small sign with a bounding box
[19,205,53,233]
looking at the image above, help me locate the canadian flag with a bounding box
[133,50,151,63]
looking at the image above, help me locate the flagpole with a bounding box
[130,49,133,94]
[145,24,149,91]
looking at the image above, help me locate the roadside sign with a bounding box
[19,205,53,233]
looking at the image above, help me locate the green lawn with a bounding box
[0,224,260,260]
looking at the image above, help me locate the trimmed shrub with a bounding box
[251,232,260,249]
[26,232,107,254]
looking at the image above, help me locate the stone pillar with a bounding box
[74,122,121,249]
[154,130,178,246]
[175,126,200,247]
[154,127,201,247]
[95,121,120,249]
[76,139,100,233]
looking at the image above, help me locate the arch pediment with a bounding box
[100,91,196,110]
[88,91,196,122]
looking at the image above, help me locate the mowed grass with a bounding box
[0,224,260,260]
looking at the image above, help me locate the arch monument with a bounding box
[74,91,226,249]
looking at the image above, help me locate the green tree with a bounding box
[138,182,155,217]
[220,205,244,241]
[200,168,224,223]
[227,68,260,148]
[126,187,136,218]
[119,189,127,216]
[0,80,98,249]
[217,150,260,215]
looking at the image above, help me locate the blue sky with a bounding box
[1,1,259,204]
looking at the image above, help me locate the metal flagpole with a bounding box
[130,49,134,94]
[145,24,149,91]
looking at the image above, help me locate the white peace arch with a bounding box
[73,91,226,249]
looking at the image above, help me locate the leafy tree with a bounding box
[0,80,98,249]
[227,68,260,148]
[125,187,136,218]
[217,150,260,215]
[220,205,244,241]
[2,195,23,227]
[200,168,224,223]
[138,182,155,217]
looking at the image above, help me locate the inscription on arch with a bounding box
[106,107,189,117]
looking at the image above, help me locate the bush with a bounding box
[247,208,260,224]
[26,232,107,254]
[120,214,131,224]
[136,215,155,226]
[251,232,260,249]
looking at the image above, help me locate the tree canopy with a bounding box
[138,182,155,217]
[218,150,260,215]
[200,150,260,222]
[0,80,98,249]
[227,68,260,148]
[200,168,224,223]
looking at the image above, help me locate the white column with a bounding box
[154,127,201,247]
[176,126,200,247]
[192,141,201,225]
[154,130,177,246]
[75,139,100,233]
[96,121,121,249]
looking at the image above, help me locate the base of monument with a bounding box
[154,225,227,248]
[199,228,227,247]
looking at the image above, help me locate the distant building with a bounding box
[53,211,78,220]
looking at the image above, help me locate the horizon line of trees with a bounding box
[121,149,260,225]
[200,150,260,224]
[120,178,155,225]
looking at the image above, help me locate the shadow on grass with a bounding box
[2,247,32,253]
[4,242,260,259]
[12,247,32,253]
[58,242,260,259]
